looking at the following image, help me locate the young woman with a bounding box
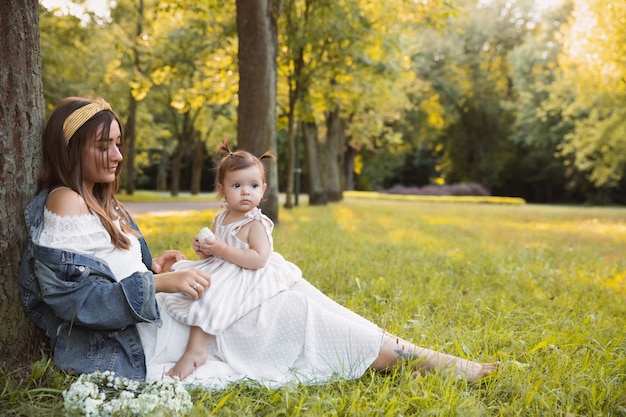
[19,97,210,380]
[20,97,498,387]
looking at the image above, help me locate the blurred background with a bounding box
[38,0,626,205]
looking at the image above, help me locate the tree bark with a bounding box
[302,121,327,205]
[124,91,138,194]
[170,141,183,196]
[0,0,47,365]
[236,0,282,223]
[170,112,193,196]
[345,144,357,191]
[190,131,203,195]
[284,82,297,209]
[324,106,344,202]
[124,0,144,195]
[157,150,169,191]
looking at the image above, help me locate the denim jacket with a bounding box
[19,189,161,381]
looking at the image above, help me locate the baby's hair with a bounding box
[215,140,276,186]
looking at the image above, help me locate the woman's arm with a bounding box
[153,268,211,297]
[36,259,210,330]
[36,260,160,330]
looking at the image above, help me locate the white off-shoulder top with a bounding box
[39,208,148,280]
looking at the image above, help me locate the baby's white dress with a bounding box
[163,208,300,335]
[40,207,385,388]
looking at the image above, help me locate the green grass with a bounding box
[3,197,626,416]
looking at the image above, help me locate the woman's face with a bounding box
[83,119,122,190]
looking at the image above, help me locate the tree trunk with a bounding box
[190,131,203,195]
[302,121,327,205]
[0,0,46,365]
[124,0,144,195]
[325,106,344,202]
[284,85,297,209]
[345,145,357,191]
[236,0,282,223]
[124,91,138,194]
[170,113,193,196]
[170,142,183,197]
[157,150,169,191]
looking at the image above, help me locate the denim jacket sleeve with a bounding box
[32,252,160,330]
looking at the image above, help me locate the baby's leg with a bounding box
[371,333,499,382]
[167,326,212,380]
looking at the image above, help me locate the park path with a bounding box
[122,200,222,215]
[122,194,307,215]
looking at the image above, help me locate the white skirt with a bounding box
[139,278,384,388]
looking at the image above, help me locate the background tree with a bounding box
[277,0,451,204]
[106,0,238,196]
[507,1,574,202]
[119,0,145,195]
[423,0,534,189]
[152,3,237,196]
[37,0,626,205]
[544,0,626,203]
[40,7,95,106]
[237,0,282,222]
[277,0,328,206]
[0,0,45,364]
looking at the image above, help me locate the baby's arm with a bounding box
[202,220,271,269]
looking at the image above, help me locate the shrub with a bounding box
[382,182,490,196]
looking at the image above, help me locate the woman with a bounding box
[20,97,498,387]
[19,97,210,380]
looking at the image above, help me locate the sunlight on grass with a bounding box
[3,198,625,416]
[135,209,217,259]
[604,271,626,294]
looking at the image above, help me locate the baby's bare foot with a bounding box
[167,350,208,381]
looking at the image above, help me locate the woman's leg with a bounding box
[292,279,498,381]
[167,325,213,380]
[370,333,499,382]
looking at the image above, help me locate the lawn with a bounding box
[2,196,625,416]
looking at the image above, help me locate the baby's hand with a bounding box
[196,227,215,242]
[194,228,217,259]
[195,234,228,258]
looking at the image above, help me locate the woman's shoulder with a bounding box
[45,187,90,217]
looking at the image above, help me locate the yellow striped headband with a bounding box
[62,98,112,143]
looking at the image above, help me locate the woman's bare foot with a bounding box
[166,349,208,380]
[451,359,500,382]
[413,358,499,382]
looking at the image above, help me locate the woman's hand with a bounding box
[152,250,186,273]
[154,268,211,299]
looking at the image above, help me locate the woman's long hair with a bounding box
[38,97,135,249]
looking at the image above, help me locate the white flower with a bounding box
[63,371,192,416]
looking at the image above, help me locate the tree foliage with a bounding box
[546,0,626,190]
[37,0,626,204]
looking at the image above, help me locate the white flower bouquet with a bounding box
[63,371,192,416]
